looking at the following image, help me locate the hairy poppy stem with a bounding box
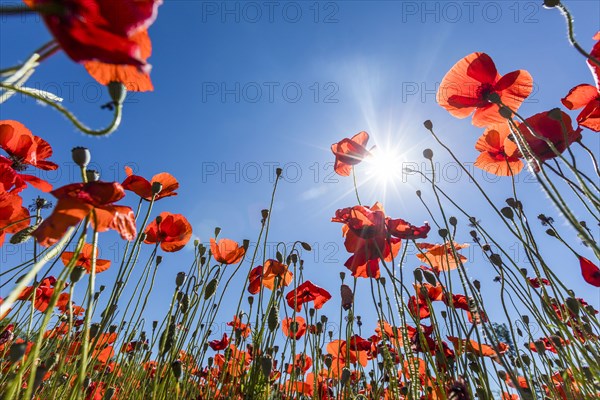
[554,2,600,68]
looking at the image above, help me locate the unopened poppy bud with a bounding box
[247,296,254,305]
[522,315,529,324]
[108,81,127,105]
[171,360,182,381]
[482,244,491,252]
[546,229,557,237]
[104,387,116,400]
[204,278,218,300]
[261,209,269,220]
[260,355,273,377]
[242,239,250,250]
[501,207,514,219]
[486,92,501,104]
[473,280,481,290]
[309,308,315,317]
[547,107,563,120]
[498,106,512,119]
[152,321,158,330]
[268,306,279,332]
[156,256,162,265]
[10,225,37,244]
[70,267,86,283]
[341,368,351,386]
[423,149,433,160]
[276,167,283,177]
[543,0,560,8]
[155,215,162,225]
[151,181,162,195]
[340,284,353,311]
[9,342,27,363]
[339,272,346,281]
[413,269,423,283]
[438,228,448,238]
[86,169,100,182]
[99,285,105,292]
[423,120,433,130]
[449,216,457,226]
[378,277,386,286]
[423,270,437,285]
[440,311,447,319]
[175,272,186,287]
[416,190,422,197]
[71,147,91,167]
[490,253,502,266]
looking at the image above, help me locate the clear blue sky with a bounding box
[1,1,599,340]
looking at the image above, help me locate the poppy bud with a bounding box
[473,280,481,290]
[152,321,158,330]
[449,216,457,226]
[416,190,422,197]
[498,106,513,119]
[242,239,250,250]
[423,120,433,130]
[214,227,221,238]
[543,0,560,7]
[533,340,546,354]
[71,147,91,167]
[261,209,269,220]
[108,81,127,105]
[545,229,557,237]
[204,278,218,300]
[339,272,346,281]
[378,277,386,286]
[565,297,580,315]
[423,270,437,285]
[175,272,187,287]
[9,342,27,363]
[156,256,162,265]
[151,181,162,195]
[171,360,182,381]
[486,92,501,104]
[300,242,312,251]
[86,169,100,182]
[268,306,279,332]
[10,225,37,244]
[500,207,514,219]
[438,228,448,238]
[70,267,86,283]
[413,269,423,283]
[247,296,254,306]
[341,368,351,386]
[260,355,273,377]
[490,254,502,266]
[522,315,529,324]
[423,149,434,160]
[547,107,563,121]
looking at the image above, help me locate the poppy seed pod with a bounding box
[500,207,514,219]
[71,147,91,167]
[268,306,279,332]
[70,266,86,283]
[423,148,434,160]
[108,81,127,105]
[10,225,37,245]
[276,167,283,177]
[86,169,100,182]
[423,120,433,130]
[486,92,501,104]
[260,355,273,377]
[151,181,163,195]
[171,360,182,381]
[543,0,560,8]
[261,209,269,220]
[498,106,513,119]
[449,216,457,226]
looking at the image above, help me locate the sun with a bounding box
[365,146,405,184]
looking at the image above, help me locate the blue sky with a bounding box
[1,1,599,341]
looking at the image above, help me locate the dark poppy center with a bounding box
[476,83,495,102]
[9,155,27,171]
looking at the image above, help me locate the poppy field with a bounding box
[0,1,599,399]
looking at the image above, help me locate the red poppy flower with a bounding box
[517,110,582,163]
[121,166,178,201]
[0,120,58,192]
[285,280,332,312]
[210,238,245,265]
[32,181,136,247]
[286,354,312,374]
[529,336,568,354]
[281,316,307,340]
[208,333,229,351]
[60,243,111,273]
[17,276,69,312]
[579,256,600,287]
[474,124,524,176]
[414,283,444,302]
[331,131,372,176]
[333,202,401,278]
[144,212,192,252]
[326,339,368,377]
[527,277,551,288]
[447,336,508,360]
[443,294,470,312]
[408,295,430,319]
[0,191,30,247]
[437,52,533,127]
[24,0,161,67]
[561,34,600,131]
[386,218,430,240]
[84,29,154,92]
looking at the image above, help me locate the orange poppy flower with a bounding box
[32,181,137,247]
[326,339,368,377]
[408,295,430,319]
[415,283,445,302]
[144,212,192,252]
[248,259,293,293]
[416,242,469,273]
[331,131,372,176]
[60,243,111,273]
[516,110,582,164]
[285,280,331,312]
[0,191,30,247]
[437,52,533,127]
[286,353,313,375]
[386,218,430,240]
[85,29,154,92]
[447,336,508,360]
[121,166,178,201]
[0,120,58,192]
[227,315,251,338]
[474,124,524,176]
[561,34,600,131]
[210,238,245,264]
[285,381,313,397]
[281,316,307,340]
